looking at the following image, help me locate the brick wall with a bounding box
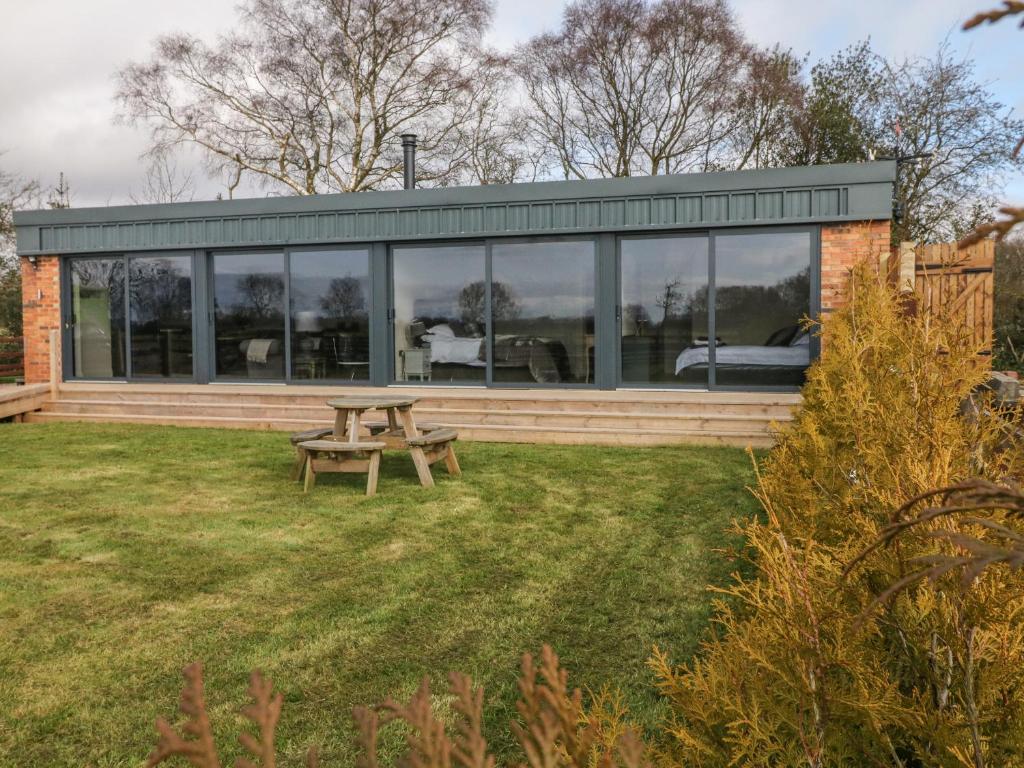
[820,220,891,313]
[20,255,61,384]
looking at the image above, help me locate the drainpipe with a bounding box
[401,134,417,190]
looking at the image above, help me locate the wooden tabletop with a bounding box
[326,396,418,411]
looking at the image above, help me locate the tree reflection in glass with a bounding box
[620,236,708,385]
[713,232,811,387]
[290,249,370,381]
[213,252,286,379]
[70,258,126,378]
[129,255,193,378]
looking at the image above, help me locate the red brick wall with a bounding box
[20,255,61,384]
[820,220,891,313]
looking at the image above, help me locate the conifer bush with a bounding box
[651,266,1024,767]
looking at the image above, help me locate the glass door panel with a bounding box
[392,244,487,383]
[620,236,709,385]
[128,255,194,378]
[490,241,595,385]
[69,258,126,378]
[290,249,371,381]
[713,232,812,387]
[213,252,286,379]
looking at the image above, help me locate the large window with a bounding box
[392,244,487,383]
[70,258,126,378]
[713,232,812,387]
[213,252,286,380]
[290,249,370,381]
[128,255,193,378]
[491,240,595,384]
[620,236,708,385]
[620,230,813,388]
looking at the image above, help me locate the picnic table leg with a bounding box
[303,454,316,493]
[366,450,381,496]
[397,405,421,438]
[397,405,433,487]
[350,410,362,444]
[291,446,307,482]
[444,444,462,477]
[333,408,349,439]
[387,407,399,432]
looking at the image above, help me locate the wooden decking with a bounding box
[22,382,800,447]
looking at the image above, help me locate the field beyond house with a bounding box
[0,423,759,767]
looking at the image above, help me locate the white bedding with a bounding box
[675,344,810,374]
[422,333,485,366]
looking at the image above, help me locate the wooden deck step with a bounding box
[39,398,790,432]
[53,386,798,418]
[23,382,799,447]
[24,410,776,447]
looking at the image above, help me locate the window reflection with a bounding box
[213,252,286,379]
[620,237,708,385]
[70,258,126,378]
[393,245,487,383]
[129,256,193,378]
[491,241,595,384]
[711,232,811,387]
[290,249,370,381]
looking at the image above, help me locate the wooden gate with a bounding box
[895,241,995,354]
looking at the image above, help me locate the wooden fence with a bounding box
[0,336,24,380]
[892,241,995,354]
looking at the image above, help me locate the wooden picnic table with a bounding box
[326,395,444,486]
[327,395,419,442]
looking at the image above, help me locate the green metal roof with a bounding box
[14,161,895,257]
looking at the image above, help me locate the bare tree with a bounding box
[116,0,516,195]
[515,0,753,179]
[130,151,196,205]
[884,41,1024,243]
[728,45,805,170]
[0,162,41,267]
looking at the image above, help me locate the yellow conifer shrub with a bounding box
[651,266,1024,767]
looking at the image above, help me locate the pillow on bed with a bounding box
[427,323,456,338]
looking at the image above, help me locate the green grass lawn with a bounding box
[0,423,759,767]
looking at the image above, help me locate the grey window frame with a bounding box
[387,234,601,389]
[58,224,817,393]
[206,244,374,385]
[614,224,820,392]
[61,251,201,384]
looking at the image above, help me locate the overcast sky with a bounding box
[1,0,1021,208]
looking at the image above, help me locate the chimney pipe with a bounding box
[401,133,417,190]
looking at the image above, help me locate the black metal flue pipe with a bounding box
[401,133,417,190]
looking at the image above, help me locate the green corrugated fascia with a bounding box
[14,161,895,256]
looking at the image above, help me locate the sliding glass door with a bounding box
[619,229,814,389]
[713,232,811,387]
[392,244,487,383]
[490,241,595,385]
[290,248,371,381]
[620,236,708,386]
[128,255,194,378]
[69,258,126,378]
[212,252,286,380]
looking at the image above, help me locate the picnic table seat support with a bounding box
[404,427,461,488]
[289,427,335,481]
[299,440,386,497]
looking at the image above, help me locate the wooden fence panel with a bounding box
[910,241,994,353]
[0,336,24,379]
